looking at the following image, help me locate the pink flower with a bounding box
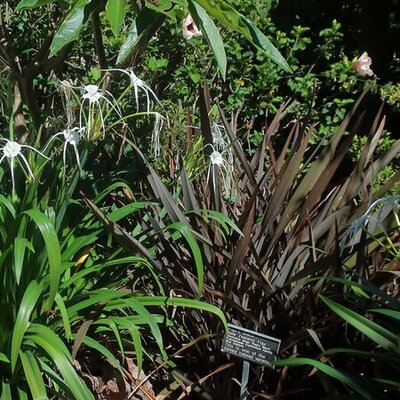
[182,14,202,40]
[352,52,374,77]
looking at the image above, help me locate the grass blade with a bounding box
[26,324,94,399]
[162,222,204,297]
[20,351,47,400]
[136,297,227,329]
[11,281,43,372]
[274,357,385,400]
[320,295,399,352]
[24,209,62,307]
[81,336,123,374]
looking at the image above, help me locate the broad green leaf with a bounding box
[93,319,125,361]
[66,290,126,316]
[274,357,384,400]
[81,336,123,374]
[116,297,166,359]
[369,308,400,321]
[127,324,142,375]
[54,293,72,341]
[108,201,148,222]
[242,17,290,72]
[20,351,48,400]
[98,318,143,374]
[193,0,291,72]
[323,347,400,362]
[49,0,91,57]
[16,0,54,11]
[136,296,227,329]
[308,276,400,309]
[188,1,227,80]
[17,388,29,400]
[61,231,100,262]
[26,324,94,399]
[106,0,127,36]
[91,323,142,374]
[116,20,139,65]
[100,315,165,325]
[0,194,16,218]
[320,295,400,352]
[0,383,11,400]
[14,238,29,285]
[37,359,71,396]
[11,281,43,372]
[24,209,62,307]
[0,353,10,363]
[372,378,400,388]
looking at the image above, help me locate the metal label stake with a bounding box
[221,323,281,399]
[240,360,250,400]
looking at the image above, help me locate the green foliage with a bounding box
[15,0,289,79]
[1,0,400,398]
[0,83,227,397]
[380,82,400,110]
[188,1,227,80]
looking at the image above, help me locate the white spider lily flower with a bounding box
[205,143,233,196]
[0,138,49,191]
[82,84,102,103]
[45,127,85,173]
[79,84,123,140]
[103,68,162,113]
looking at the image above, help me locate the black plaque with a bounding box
[221,324,281,368]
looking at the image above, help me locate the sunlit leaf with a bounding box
[24,209,62,307]
[117,20,139,65]
[11,281,43,372]
[106,0,127,36]
[49,0,91,57]
[136,296,227,329]
[108,202,148,222]
[193,0,291,71]
[0,194,16,218]
[13,238,29,285]
[20,351,47,400]
[16,0,54,11]
[26,324,94,399]
[189,1,227,80]
[54,293,72,341]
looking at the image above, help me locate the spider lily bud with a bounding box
[352,52,373,77]
[182,14,202,40]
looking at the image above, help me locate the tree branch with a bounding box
[0,8,41,129]
[91,7,108,69]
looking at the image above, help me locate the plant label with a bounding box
[221,323,281,368]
